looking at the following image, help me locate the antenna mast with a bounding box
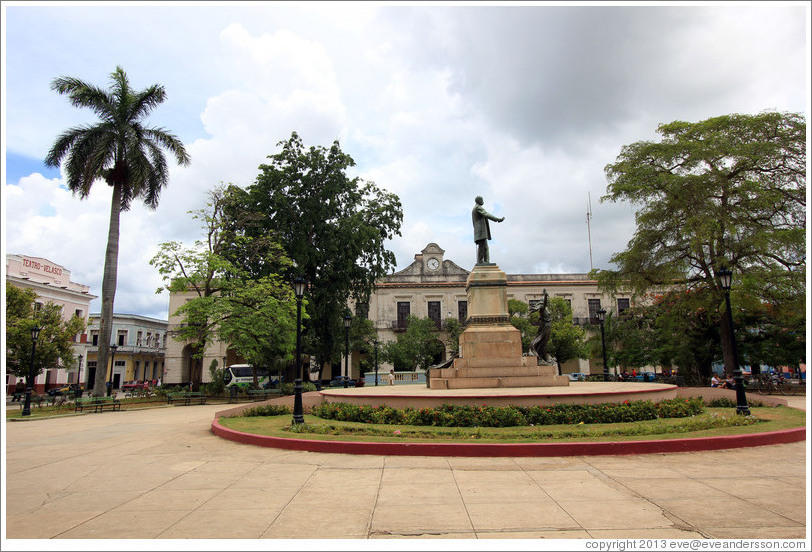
[587,192,594,271]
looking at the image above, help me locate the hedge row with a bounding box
[240,404,292,417]
[310,398,705,427]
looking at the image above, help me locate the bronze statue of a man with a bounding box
[530,288,553,364]
[472,196,504,265]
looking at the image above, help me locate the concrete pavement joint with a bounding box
[4,401,805,540]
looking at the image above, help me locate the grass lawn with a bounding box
[218,406,806,444]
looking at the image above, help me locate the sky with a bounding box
[2,1,809,322]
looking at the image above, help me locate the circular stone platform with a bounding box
[319,381,678,410]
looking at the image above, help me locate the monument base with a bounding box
[429,264,570,390]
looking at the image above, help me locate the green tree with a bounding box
[348,316,379,377]
[151,186,294,389]
[382,316,445,372]
[216,275,298,386]
[508,298,535,353]
[546,297,588,373]
[6,283,85,380]
[231,132,403,380]
[443,317,463,357]
[590,290,721,384]
[45,66,190,396]
[599,112,805,377]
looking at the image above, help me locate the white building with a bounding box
[85,314,168,390]
[352,243,632,376]
[5,254,96,394]
[163,243,648,384]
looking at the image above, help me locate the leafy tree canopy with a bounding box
[382,316,445,372]
[600,111,805,305]
[598,111,805,376]
[151,185,297,388]
[546,297,589,371]
[229,132,403,377]
[6,283,85,379]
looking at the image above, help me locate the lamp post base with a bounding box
[292,379,305,425]
[733,370,750,416]
[21,388,32,417]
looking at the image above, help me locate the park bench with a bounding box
[74,396,121,413]
[247,389,283,401]
[167,392,207,406]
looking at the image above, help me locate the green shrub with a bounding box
[241,404,291,417]
[279,382,318,395]
[310,398,705,428]
[706,397,764,408]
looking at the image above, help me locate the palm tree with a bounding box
[45,66,190,396]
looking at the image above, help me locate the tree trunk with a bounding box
[94,183,122,396]
[719,303,736,378]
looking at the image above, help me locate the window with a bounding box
[75,309,83,318]
[91,331,99,346]
[458,300,468,323]
[354,302,369,319]
[117,330,127,346]
[136,331,143,346]
[396,302,410,330]
[588,299,602,324]
[427,301,441,329]
[146,332,152,347]
[528,299,542,310]
[617,298,630,314]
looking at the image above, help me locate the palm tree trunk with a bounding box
[93,183,123,396]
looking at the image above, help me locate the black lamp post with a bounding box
[76,354,84,398]
[373,339,380,386]
[718,266,750,416]
[21,326,42,417]
[343,314,352,388]
[292,277,308,425]
[596,308,610,382]
[107,344,118,397]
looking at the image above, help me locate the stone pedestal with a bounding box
[430,264,570,390]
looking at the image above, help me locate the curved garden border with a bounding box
[210,417,806,457]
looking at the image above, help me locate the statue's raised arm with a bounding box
[472,196,504,265]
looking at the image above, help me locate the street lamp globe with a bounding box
[717,266,733,290]
[596,308,606,323]
[293,276,307,299]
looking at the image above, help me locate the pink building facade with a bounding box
[5,254,96,394]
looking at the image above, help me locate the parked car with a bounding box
[121,380,149,391]
[634,372,656,382]
[330,376,357,388]
[47,383,84,396]
[566,372,587,382]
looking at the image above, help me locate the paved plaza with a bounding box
[3,395,809,542]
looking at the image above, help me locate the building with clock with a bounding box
[353,243,634,377]
[162,242,642,384]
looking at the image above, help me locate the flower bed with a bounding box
[310,397,705,428]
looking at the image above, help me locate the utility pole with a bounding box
[587,192,594,271]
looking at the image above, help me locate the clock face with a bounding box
[427,258,440,271]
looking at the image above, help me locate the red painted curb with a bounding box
[210,417,806,457]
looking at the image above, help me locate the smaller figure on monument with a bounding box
[530,289,553,364]
[472,196,504,265]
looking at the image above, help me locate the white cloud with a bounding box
[2,3,808,321]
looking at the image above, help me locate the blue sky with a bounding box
[2,1,809,321]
